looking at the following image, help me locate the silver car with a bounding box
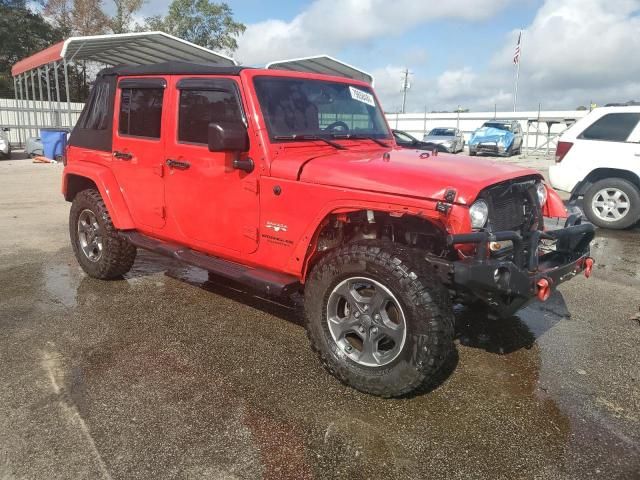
[423,127,465,153]
[0,127,11,159]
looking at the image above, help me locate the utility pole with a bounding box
[401,68,411,114]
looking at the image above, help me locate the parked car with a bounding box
[468,120,523,156]
[549,106,640,229]
[63,62,594,397]
[423,127,465,153]
[392,129,446,152]
[0,127,11,159]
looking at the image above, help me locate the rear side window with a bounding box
[79,82,111,130]
[579,113,640,142]
[178,89,242,144]
[118,88,164,138]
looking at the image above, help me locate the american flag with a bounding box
[513,31,522,64]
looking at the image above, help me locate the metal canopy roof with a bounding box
[265,55,374,85]
[11,31,236,77]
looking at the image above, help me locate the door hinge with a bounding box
[243,226,258,241]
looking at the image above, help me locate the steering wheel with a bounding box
[324,121,350,133]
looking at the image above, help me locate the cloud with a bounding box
[401,0,640,111]
[235,0,640,112]
[235,0,512,66]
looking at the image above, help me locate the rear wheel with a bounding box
[69,189,137,279]
[583,178,640,229]
[304,241,454,397]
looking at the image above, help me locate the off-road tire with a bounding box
[304,241,454,397]
[69,188,137,279]
[583,178,640,230]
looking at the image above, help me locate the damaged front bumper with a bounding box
[430,215,595,317]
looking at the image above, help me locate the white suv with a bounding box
[549,106,640,229]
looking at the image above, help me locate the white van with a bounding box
[549,106,640,229]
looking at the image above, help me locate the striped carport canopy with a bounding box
[265,55,374,85]
[11,31,236,76]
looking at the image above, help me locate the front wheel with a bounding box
[69,189,137,279]
[304,241,454,397]
[583,178,640,229]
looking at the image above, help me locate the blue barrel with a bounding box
[40,128,68,160]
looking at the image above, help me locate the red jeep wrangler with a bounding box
[63,62,594,397]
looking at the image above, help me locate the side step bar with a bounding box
[121,231,300,297]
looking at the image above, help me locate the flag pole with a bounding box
[513,30,522,112]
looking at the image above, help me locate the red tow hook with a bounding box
[583,257,594,278]
[536,278,552,302]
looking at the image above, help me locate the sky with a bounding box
[140,0,640,112]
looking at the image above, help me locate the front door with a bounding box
[111,77,167,229]
[163,76,260,254]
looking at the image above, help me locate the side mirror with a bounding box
[208,121,249,153]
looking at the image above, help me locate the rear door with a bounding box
[162,76,260,254]
[111,77,167,229]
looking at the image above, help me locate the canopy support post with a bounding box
[44,64,52,126]
[37,68,44,128]
[23,74,32,138]
[13,76,22,147]
[30,70,38,134]
[63,59,72,128]
[53,61,62,127]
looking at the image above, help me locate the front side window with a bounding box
[118,88,164,138]
[394,131,414,143]
[254,76,390,140]
[579,113,640,142]
[178,89,242,144]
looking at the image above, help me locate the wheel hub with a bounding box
[326,276,407,367]
[592,188,630,222]
[77,209,103,262]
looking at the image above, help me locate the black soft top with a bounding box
[69,62,250,152]
[98,61,249,78]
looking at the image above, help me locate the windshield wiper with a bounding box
[274,134,346,150]
[330,133,389,147]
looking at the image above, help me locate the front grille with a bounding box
[486,179,539,232]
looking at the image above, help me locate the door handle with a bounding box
[166,158,191,170]
[113,151,132,160]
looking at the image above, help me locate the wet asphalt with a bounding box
[0,158,639,479]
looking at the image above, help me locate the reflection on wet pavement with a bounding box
[1,247,638,479]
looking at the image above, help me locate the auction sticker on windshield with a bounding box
[349,86,376,107]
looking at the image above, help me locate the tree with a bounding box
[0,3,63,95]
[72,0,109,35]
[576,106,587,111]
[44,0,109,36]
[144,0,245,52]
[43,0,73,36]
[111,0,144,34]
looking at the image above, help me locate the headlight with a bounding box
[469,199,489,229]
[536,183,547,206]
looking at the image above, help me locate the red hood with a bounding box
[271,147,541,204]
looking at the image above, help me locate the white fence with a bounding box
[0,98,84,146]
[385,110,590,154]
[0,95,589,154]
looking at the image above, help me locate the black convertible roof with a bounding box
[98,61,250,77]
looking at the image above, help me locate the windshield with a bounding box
[254,76,390,140]
[483,122,512,132]
[428,128,455,136]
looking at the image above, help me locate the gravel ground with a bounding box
[0,154,638,480]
